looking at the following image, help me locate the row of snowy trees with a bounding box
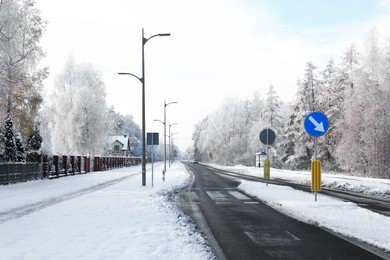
[0,0,46,162]
[42,57,142,157]
[0,1,142,162]
[0,112,42,162]
[193,30,390,178]
[192,88,287,167]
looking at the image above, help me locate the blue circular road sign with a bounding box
[304,112,329,137]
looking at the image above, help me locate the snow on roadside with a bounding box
[0,163,214,260]
[238,180,390,252]
[210,164,390,198]
[206,163,390,251]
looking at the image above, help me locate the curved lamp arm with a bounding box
[118,72,143,83]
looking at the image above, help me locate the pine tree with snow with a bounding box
[281,63,321,170]
[4,113,16,162]
[0,131,5,161]
[15,132,26,162]
[26,126,43,162]
[264,85,283,129]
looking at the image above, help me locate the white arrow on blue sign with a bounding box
[304,112,329,137]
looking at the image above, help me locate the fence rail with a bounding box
[0,164,42,184]
[0,155,142,185]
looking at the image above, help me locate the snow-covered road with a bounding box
[1,162,389,259]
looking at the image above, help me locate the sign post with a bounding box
[259,128,276,186]
[147,132,159,187]
[304,112,329,201]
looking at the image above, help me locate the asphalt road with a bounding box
[177,162,386,260]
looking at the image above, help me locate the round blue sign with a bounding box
[304,112,329,137]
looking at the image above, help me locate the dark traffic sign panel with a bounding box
[304,112,329,137]
[259,128,276,145]
[147,132,159,145]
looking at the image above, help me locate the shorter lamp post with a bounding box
[164,100,177,173]
[168,122,177,167]
[153,119,165,179]
[170,132,178,166]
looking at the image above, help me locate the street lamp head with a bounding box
[144,32,171,44]
[118,72,143,83]
[153,119,165,125]
[165,101,178,107]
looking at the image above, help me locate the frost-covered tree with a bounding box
[72,64,109,156]
[0,131,4,160]
[26,125,42,162]
[107,108,141,156]
[341,44,360,97]
[192,116,209,162]
[108,108,141,138]
[337,30,390,177]
[15,131,25,161]
[3,112,15,161]
[48,57,76,154]
[263,85,283,129]
[48,58,110,156]
[193,94,282,166]
[0,0,47,139]
[315,58,344,170]
[281,63,321,169]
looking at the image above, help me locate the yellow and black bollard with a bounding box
[263,159,270,186]
[311,160,321,201]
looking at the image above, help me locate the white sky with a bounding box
[36,0,390,151]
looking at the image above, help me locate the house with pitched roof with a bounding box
[107,134,131,156]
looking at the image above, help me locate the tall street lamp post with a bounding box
[119,28,170,186]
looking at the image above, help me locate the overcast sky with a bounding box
[36,0,390,151]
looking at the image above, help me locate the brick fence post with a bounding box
[62,155,68,176]
[53,155,59,177]
[42,154,48,178]
[77,156,81,173]
[70,155,75,175]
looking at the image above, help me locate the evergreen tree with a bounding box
[15,132,25,162]
[263,85,285,168]
[264,85,283,128]
[0,132,5,161]
[26,125,43,162]
[4,113,16,162]
[281,63,321,169]
[317,58,344,170]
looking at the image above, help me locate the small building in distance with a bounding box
[107,134,131,156]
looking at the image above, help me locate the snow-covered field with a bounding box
[0,162,389,259]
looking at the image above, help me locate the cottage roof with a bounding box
[108,135,130,151]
